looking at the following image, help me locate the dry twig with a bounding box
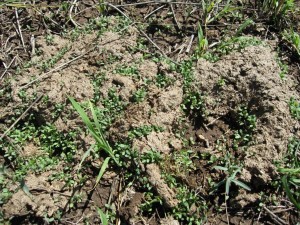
[14,9,26,52]
[0,55,16,80]
[169,3,180,29]
[144,5,165,20]
[262,206,288,225]
[69,0,80,27]
[186,34,194,53]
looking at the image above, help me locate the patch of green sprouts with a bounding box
[277,137,300,209]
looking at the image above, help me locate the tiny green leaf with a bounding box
[97,207,108,225]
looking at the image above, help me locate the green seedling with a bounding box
[217,78,226,87]
[172,185,207,225]
[51,103,65,119]
[0,166,12,205]
[69,97,120,190]
[97,207,108,225]
[262,0,294,23]
[277,137,300,209]
[182,91,206,119]
[289,97,300,119]
[277,57,288,79]
[283,29,300,56]
[237,106,256,132]
[217,36,262,56]
[141,149,162,164]
[45,34,54,45]
[212,165,250,197]
[171,150,198,176]
[97,0,107,14]
[178,59,194,90]
[115,65,139,77]
[132,88,147,103]
[233,106,257,149]
[156,73,175,88]
[201,0,235,27]
[128,125,163,139]
[141,192,162,213]
[39,46,70,72]
[196,24,208,57]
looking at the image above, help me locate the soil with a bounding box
[194,45,298,187]
[1,1,300,225]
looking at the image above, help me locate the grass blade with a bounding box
[93,157,110,190]
[282,175,300,210]
[20,179,32,198]
[89,102,112,154]
[232,179,251,191]
[69,97,120,166]
[213,166,228,171]
[69,97,96,134]
[210,179,226,194]
[225,178,232,196]
[97,207,108,225]
[236,19,254,36]
[89,101,102,136]
[77,145,93,171]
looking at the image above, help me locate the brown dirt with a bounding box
[3,29,299,224]
[1,2,300,224]
[1,19,142,224]
[2,172,70,218]
[1,14,187,223]
[194,45,299,202]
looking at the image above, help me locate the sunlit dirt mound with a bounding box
[194,46,299,199]
[2,20,299,223]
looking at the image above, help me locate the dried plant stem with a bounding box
[14,9,26,52]
[170,3,180,29]
[262,206,288,225]
[69,0,79,27]
[0,56,16,80]
[144,5,165,19]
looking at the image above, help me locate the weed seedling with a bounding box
[277,137,300,209]
[217,77,226,87]
[283,29,300,57]
[233,106,256,149]
[141,149,162,164]
[277,57,288,79]
[168,149,198,177]
[156,73,175,88]
[178,59,194,90]
[132,88,147,103]
[172,185,207,225]
[289,97,300,120]
[45,34,54,45]
[212,164,251,199]
[182,91,206,119]
[196,24,208,58]
[262,0,294,24]
[212,159,250,224]
[115,65,139,78]
[128,125,163,140]
[39,46,70,72]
